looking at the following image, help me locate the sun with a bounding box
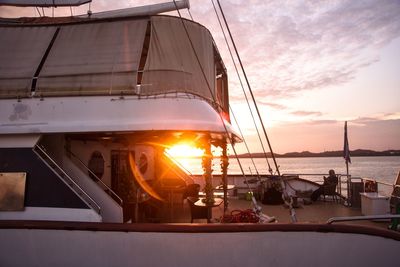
[165,143,204,158]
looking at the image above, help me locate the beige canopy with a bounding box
[141,16,215,101]
[36,19,147,96]
[0,15,227,112]
[0,26,56,97]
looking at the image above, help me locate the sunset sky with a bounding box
[1,0,399,154]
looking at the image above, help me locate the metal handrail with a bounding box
[361,177,394,188]
[283,173,349,179]
[66,148,123,205]
[327,214,400,224]
[349,176,394,197]
[164,151,194,175]
[163,151,195,184]
[34,145,101,214]
[283,173,336,176]
[283,173,395,196]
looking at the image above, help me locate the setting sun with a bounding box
[166,144,204,158]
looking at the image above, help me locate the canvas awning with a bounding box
[0,15,227,112]
[0,26,57,98]
[141,16,215,101]
[0,0,91,7]
[36,19,147,96]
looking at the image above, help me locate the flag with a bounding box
[343,121,351,164]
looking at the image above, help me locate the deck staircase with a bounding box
[33,144,123,222]
[33,145,101,214]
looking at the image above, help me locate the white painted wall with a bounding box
[0,134,40,148]
[0,207,101,222]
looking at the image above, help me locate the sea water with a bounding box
[175,156,400,194]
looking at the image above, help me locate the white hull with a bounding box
[0,222,398,267]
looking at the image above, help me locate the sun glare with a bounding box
[166,144,204,159]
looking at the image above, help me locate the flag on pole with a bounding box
[343,121,351,164]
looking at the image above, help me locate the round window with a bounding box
[88,151,105,180]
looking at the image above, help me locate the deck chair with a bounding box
[187,197,208,223]
[183,183,200,200]
[183,184,208,223]
[322,183,339,203]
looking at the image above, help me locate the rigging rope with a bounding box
[221,209,276,223]
[221,209,259,223]
[215,0,280,176]
[210,0,272,174]
[35,7,42,17]
[171,0,279,223]
[171,0,249,184]
[229,106,261,180]
[215,0,298,221]
[187,8,194,21]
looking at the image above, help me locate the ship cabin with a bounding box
[0,13,239,223]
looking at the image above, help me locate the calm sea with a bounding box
[176,156,400,187]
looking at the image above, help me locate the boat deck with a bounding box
[160,197,390,230]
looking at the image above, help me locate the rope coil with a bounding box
[220,209,260,223]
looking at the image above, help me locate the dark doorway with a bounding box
[111,150,137,222]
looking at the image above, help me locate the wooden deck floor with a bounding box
[160,197,390,230]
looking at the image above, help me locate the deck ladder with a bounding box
[33,145,101,214]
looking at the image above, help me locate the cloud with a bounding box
[347,118,400,150]
[350,112,400,125]
[212,0,400,100]
[241,118,400,153]
[258,101,286,110]
[290,110,323,117]
[4,0,398,101]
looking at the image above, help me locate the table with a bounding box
[198,191,225,198]
[194,198,223,223]
[214,184,236,191]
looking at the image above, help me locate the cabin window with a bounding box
[88,151,105,180]
[0,172,26,211]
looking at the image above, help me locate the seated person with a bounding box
[311,169,338,202]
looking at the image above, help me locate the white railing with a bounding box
[66,148,123,205]
[163,151,195,185]
[33,145,101,214]
[327,214,400,224]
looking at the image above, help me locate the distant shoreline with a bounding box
[231,149,400,158]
